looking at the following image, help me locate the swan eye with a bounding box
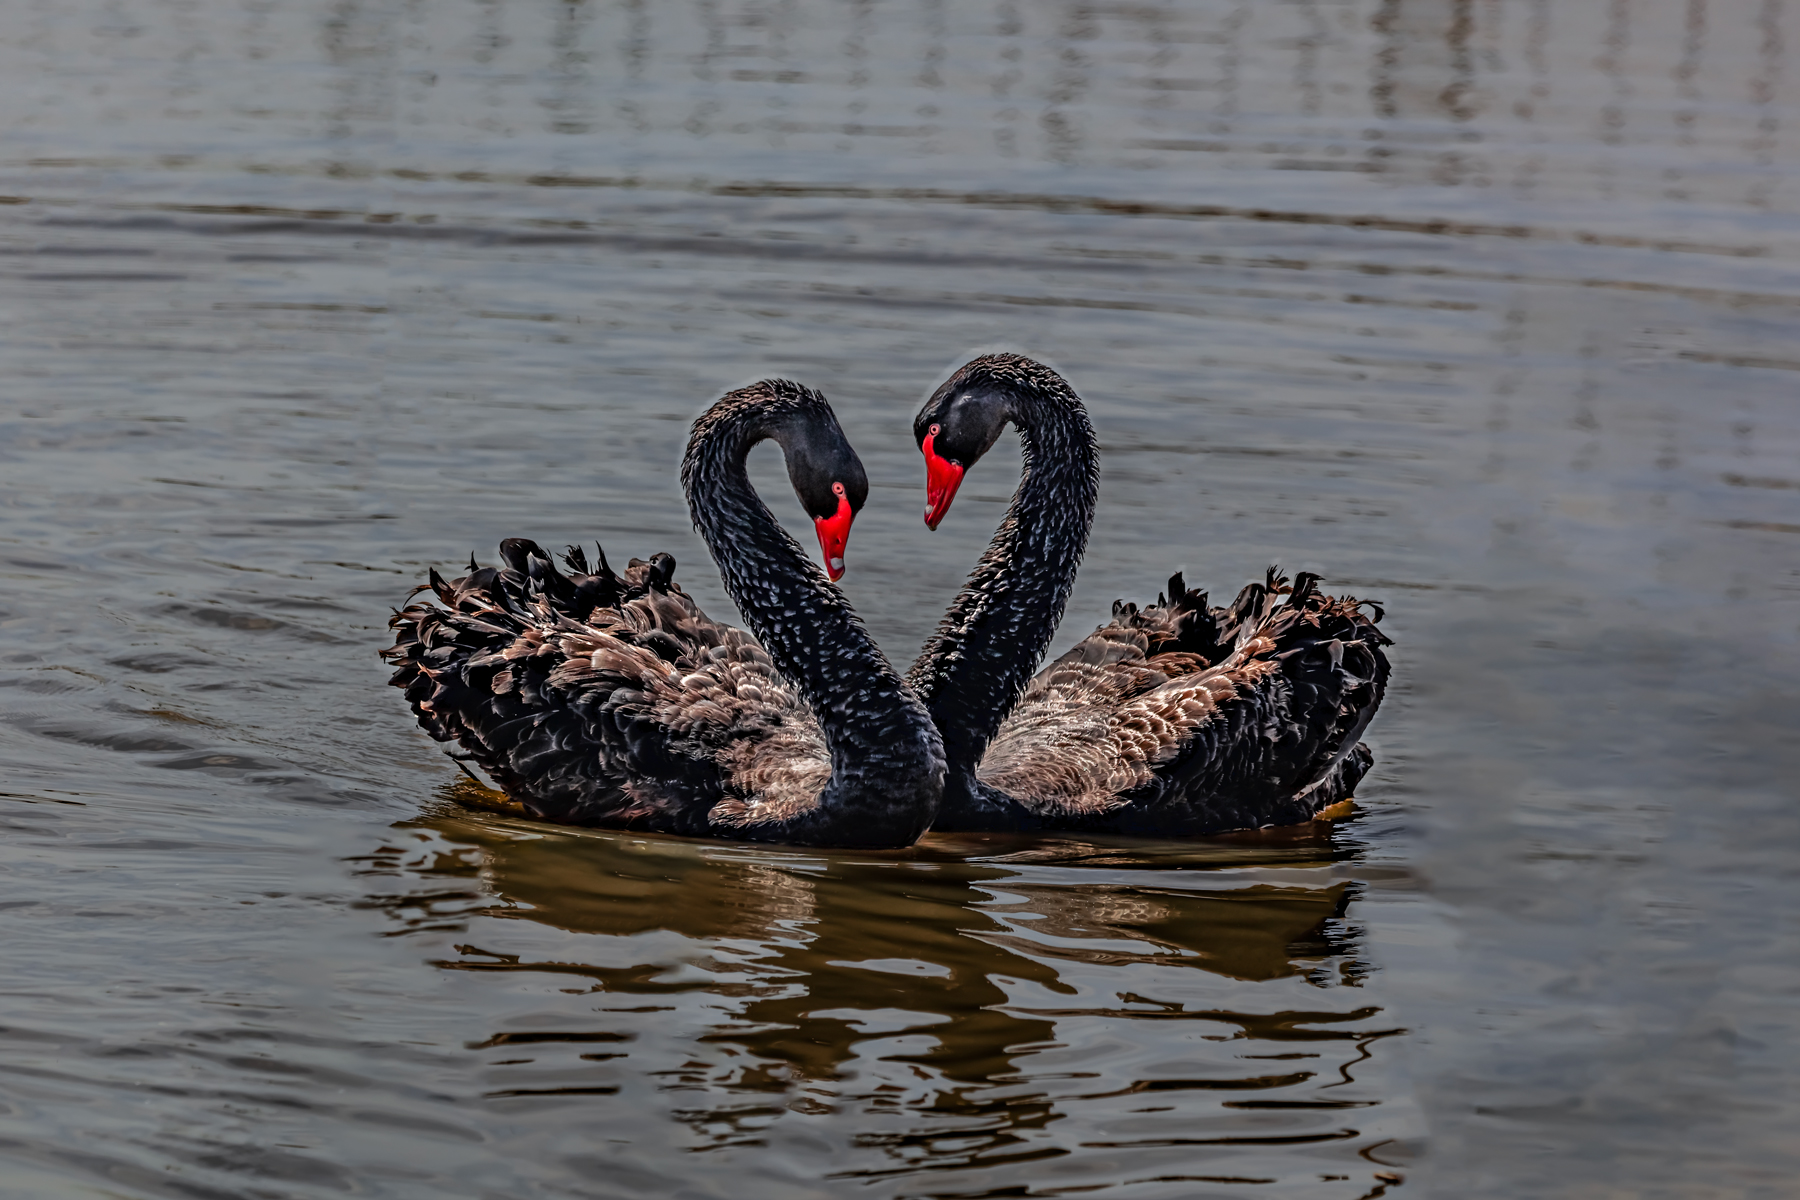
[832,481,845,496]
[929,423,940,436]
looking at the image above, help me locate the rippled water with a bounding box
[3,2,1797,1196]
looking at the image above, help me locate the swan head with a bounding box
[687,379,870,581]
[914,355,1038,529]
[774,399,869,583]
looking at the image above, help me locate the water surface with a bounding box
[2,2,1797,1196]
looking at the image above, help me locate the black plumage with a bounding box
[907,354,1392,836]
[383,381,945,848]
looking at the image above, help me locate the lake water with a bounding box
[2,2,1797,1196]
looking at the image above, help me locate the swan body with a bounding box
[384,381,944,848]
[908,354,1391,836]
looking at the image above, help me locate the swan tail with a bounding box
[1113,568,1390,827]
[1294,741,1374,808]
[1253,573,1392,811]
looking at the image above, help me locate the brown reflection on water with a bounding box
[351,784,1399,1183]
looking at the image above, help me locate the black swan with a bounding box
[383,380,945,848]
[906,353,1391,836]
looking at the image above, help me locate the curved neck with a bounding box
[906,390,1099,778]
[685,415,941,841]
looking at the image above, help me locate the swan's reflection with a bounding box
[364,782,1403,1183]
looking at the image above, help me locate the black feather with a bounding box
[910,355,1393,837]
[383,381,943,849]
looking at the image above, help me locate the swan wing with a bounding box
[386,539,829,834]
[977,571,1389,829]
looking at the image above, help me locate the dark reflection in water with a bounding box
[348,784,1402,1188]
[1,0,1796,1197]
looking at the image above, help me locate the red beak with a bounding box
[922,431,965,531]
[813,491,854,581]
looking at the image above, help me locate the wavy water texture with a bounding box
[0,1,1796,1198]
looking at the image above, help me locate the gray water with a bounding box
[2,1,1797,1196]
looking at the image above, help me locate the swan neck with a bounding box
[685,414,942,838]
[908,388,1099,777]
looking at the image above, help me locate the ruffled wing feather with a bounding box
[383,539,829,834]
[977,569,1390,833]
